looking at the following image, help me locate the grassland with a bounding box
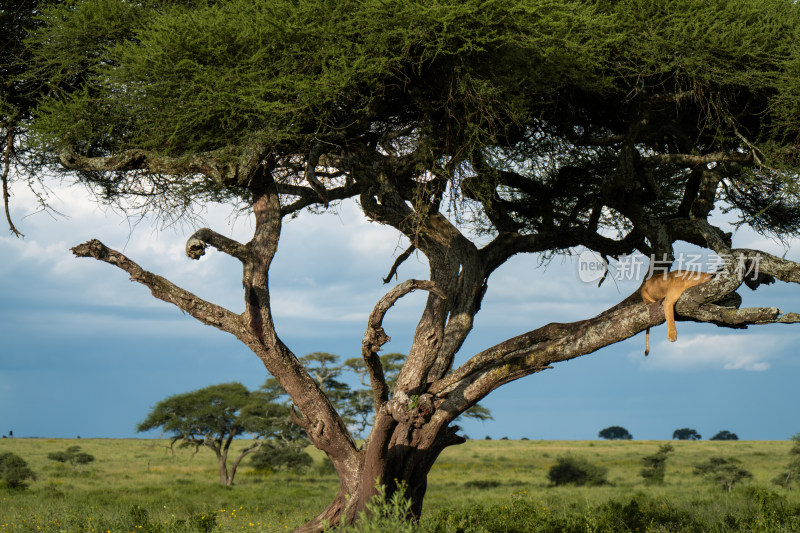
[1,438,798,532]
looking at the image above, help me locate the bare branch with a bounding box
[71,239,243,334]
[2,128,23,237]
[382,245,416,284]
[645,151,752,167]
[362,279,445,412]
[185,227,250,262]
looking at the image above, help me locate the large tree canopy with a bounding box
[6,0,800,530]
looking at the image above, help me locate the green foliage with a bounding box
[136,382,290,444]
[694,456,753,492]
[24,0,606,155]
[137,382,308,484]
[121,503,218,533]
[47,446,95,470]
[14,0,798,236]
[673,428,702,440]
[640,444,674,485]
[547,455,608,487]
[598,426,632,440]
[0,451,36,489]
[2,438,800,531]
[425,492,704,533]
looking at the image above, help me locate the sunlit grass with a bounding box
[1,438,798,531]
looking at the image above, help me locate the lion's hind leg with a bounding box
[663,293,679,342]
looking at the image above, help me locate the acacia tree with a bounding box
[9,0,800,529]
[673,428,702,441]
[599,426,633,440]
[136,382,295,485]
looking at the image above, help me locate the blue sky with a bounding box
[1,181,799,441]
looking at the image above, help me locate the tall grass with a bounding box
[1,438,798,531]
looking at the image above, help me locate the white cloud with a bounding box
[633,332,789,372]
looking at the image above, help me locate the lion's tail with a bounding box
[645,327,650,356]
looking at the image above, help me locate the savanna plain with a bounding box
[1,438,799,532]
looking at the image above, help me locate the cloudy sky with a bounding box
[2,178,799,441]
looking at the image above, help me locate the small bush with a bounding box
[547,455,608,487]
[47,446,95,470]
[693,457,752,492]
[0,452,36,489]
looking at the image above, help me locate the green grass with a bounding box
[1,438,798,532]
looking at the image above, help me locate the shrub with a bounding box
[640,444,674,485]
[773,434,800,488]
[0,452,36,489]
[547,456,608,486]
[693,457,752,492]
[47,446,95,470]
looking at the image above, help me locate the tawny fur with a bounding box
[640,270,712,355]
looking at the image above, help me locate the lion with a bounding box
[640,270,713,355]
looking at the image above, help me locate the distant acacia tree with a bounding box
[137,382,300,485]
[6,0,800,528]
[710,431,739,441]
[673,428,702,441]
[598,426,633,440]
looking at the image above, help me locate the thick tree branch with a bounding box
[676,248,800,325]
[71,239,244,333]
[362,279,445,412]
[644,151,752,167]
[431,248,800,424]
[243,177,360,469]
[185,227,250,262]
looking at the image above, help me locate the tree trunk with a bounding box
[217,455,232,486]
[294,406,464,533]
